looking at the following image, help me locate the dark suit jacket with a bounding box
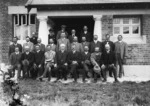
[89,41,102,53]
[10,52,22,65]
[81,52,91,61]
[48,34,56,44]
[34,51,45,65]
[21,52,34,65]
[67,51,81,64]
[9,43,22,57]
[102,41,115,53]
[101,51,116,65]
[55,51,68,65]
[30,37,38,45]
[80,31,92,42]
[68,35,77,43]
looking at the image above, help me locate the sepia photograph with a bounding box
[0,0,150,106]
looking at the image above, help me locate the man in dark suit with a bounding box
[80,26,92,42]
[35,38,45,52]
[67,44,82,83]
[81,45,91,82]
[115,35,128,78]
[102,34,115,77]
[101,44,119,83]
[33,45,45,78]
[48,28,56,44]
[68,29,78,43]
[89,35,102,53]
[56,25,68,40]
[55,44,68,81]
[9,37,22,57]
[71,36,83,53]
[21,46,34,78]
[81,36,90,50]
[9,47,22,79]
[30,32,38,45]
[47,38,56,52]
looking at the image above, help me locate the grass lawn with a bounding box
[2,79,150,106]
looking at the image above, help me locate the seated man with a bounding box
[9,47,22,79]
[101,44,119,83]
[33,45,45,78]
[91,47,102,83]
[55,44,68,81]
[81,45,92,82]
[39,45,56,81]
[67,44,82,83]
[21,46,34,78]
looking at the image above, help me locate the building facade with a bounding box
[1,0,150,77]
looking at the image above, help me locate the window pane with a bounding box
[123,27,129,34]
[14,15,18,25]
[132,18,139,24]
[113,18,120,24]
[133,26,139,34]
[123,18,129,24]
[22,15,26,25]
[114,27,120,34]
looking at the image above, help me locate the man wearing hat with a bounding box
[90,47,102,83]
[56,25,68,40]
[30,32,38,45]
[101,43,119,83]
[48,28,56,44]
[55,44,68,81]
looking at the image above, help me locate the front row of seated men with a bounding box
[9,42,119,83]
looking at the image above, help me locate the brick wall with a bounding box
[0,0,28,63]
[102,15,150,65]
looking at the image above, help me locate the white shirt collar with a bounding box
[94,40,98,43]
[15,52,19,54]
[85,52,88,54]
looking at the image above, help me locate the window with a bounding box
[30,14,36,24]
[113,17,141,37]
[14,15,19,25]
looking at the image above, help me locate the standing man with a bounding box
[115,35,128,78]
[81,36,90,50]
[9,47,22,79]
[101,44,119,83]
[80,26,92,42]
[36,38,45,52]
[21,46,34,78]
[89,35,102,53]
[71,36,83,53]
[47,38,56,52]
[39,45,56,81]
[55,44,68,81]
[30,32,38,45]
[56,25,68,40]
[67,44,82,83]
[68,29,77,43]
[57,33,70,52]
[102,34,115,77]
[91,47,102,83]
[48,28,56,44]
[9,37,22,57]
[23,36,34,52]
[33,45,45,78]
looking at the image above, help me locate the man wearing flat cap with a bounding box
[56,25,68,40]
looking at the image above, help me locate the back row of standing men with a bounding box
[8,25,128,83]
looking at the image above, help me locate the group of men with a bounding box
[8,25,128,83]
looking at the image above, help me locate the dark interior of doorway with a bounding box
[49,16,94,41]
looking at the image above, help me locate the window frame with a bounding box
[113,16,141,38]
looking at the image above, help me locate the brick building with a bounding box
[1,0,150,77]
